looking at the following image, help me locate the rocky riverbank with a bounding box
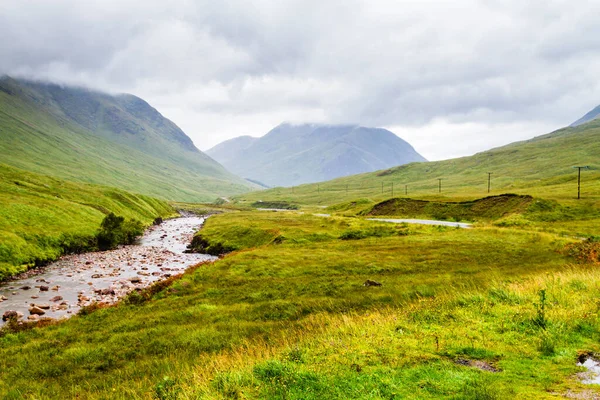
[1,216,215,325]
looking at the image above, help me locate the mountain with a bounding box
[571,104,600,127]
[206,123,427,187]
[0,76,256,201]
[235,118,600,204]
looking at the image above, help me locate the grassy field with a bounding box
[2,208,600,398]
[0,163,176,280]
[233,119,600,206]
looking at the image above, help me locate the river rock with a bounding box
[50,296,63,302]
[36,304,51,310]
[39,285,49,291]
[91,274,103,279]
[27,315,40,321]
[29,306,45,315]
[129,277,142,283]
[20,285,31,290]
[2,310,19,321]
[51,286,60,291]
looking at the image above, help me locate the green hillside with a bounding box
[0,77,256,202]
[235,119,600,205]
[0,163,175,280]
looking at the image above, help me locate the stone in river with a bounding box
[20,286,31,290]
[36,304,51,310]
[39,285,49,291]
[29,306,45,315]
[129,277,142,284]
[50,296,63,302]
[27,315,40,321]
[91,274,103,279]
[31,295,39,299]
[2,310,19,321]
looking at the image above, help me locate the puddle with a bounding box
[578,354,600,385]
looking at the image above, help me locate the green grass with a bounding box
[0,163,175,279]
[234,119,600,206]
[2,209,599,398]
[0,77,256,202]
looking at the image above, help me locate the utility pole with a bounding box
[438,178,443,193]
[573,166,589,199]
[487,172,493,193]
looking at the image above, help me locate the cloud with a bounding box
[1,0,599,158]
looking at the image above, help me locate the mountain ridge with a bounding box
[0,76,256,201]
[207,122,426,187]
[571,104,600,127]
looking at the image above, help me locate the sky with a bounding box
[1,0,599,161]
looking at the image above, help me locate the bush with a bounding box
[96,213,144,250]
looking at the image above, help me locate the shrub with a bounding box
[96,213,144,250]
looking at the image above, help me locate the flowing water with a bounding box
[0,215,215,325]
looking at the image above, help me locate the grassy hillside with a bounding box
[2,210,600,398]
[0,164,175,280]
[234,120,600,205]
[0,77,256,202]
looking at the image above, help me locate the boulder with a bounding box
[50,296,63,302]
[29,306,45,315]
[2,310,19,321]
[39,285,49,291]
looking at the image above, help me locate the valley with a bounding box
[1,80,599,399]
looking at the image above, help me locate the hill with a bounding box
[234,119,600,205]
[206,123,426,187]
[0,163,175,280]
[571,104,600,127]
[0,76,256,202]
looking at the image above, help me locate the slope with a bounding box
[235,119,600,205]
[0,163,175,280]
[206,123,426,187]
[0,77,255,202]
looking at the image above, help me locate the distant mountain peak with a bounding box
[570,104,600,127]
[207,122,426,187]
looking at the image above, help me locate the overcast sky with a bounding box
[1,0,599,160]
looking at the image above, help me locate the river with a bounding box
[0,215,215,326]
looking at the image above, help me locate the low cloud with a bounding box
[1,0,599,157]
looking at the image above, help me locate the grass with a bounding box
[2,208,599,398]
[0,163,175,280]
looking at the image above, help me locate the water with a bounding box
[579,357,600,385]
[0,216,215,325]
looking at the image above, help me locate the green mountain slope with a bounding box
[207,123,426,187]
[235,119,600,205]
[0,163,175,280]
[0,77,256,201]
